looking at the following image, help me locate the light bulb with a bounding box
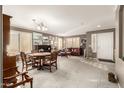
[42,26,45,31]
[37,26,41,30]
[45,27,48,31]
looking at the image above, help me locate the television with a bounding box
[34,45,51,52]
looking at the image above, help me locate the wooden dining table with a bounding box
[28,52,51,70]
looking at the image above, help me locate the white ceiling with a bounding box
[3,5,116,36]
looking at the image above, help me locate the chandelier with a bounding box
[32,19,48,31]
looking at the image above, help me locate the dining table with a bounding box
[28,52,51,70]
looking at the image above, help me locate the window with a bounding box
[58,38,63,50]
[72,37,80,48]
[8,30,32,55]
[66,38,73,48]
[91,34,97,53]
[65,37,80,48]
[49,36,55,48]
[7,31,19,55]
[54,37,58,48]
[20,32,32,53]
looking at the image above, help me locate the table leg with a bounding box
[37,57,42,70]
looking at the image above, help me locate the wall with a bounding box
[0,5,2,87]
[86,28,115,59]
[115,6,124,88]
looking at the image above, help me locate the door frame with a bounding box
[96,32,114,62]
[89,29,115,62]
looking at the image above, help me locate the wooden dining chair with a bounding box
[3,66,33,88]
[43,51,58,72]
[31,50,41,67]
[20,52,34,71]
[31,50,39,53]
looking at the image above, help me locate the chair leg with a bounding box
[22,64,24,72]
[22,76,25,86]
[30,80,33,88]
[50,65,52,72]
[56,62,57,70]
[26,65,28,71]
[32,61,35,68]
[37,62,38,67]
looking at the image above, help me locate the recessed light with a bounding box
[97,25,101,28]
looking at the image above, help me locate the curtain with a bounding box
[65,37,80,48]
[58,38,63,50]
[7,31,19,55]
[20,32,32,53]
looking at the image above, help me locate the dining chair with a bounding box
[43,51,58,72]
[31,50,38,53]
[3,66,33,88]
[20,52,34,71]
[31,50,41,67]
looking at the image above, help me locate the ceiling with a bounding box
[3,5,116,36]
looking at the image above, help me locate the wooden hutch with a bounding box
[3,14,16,84]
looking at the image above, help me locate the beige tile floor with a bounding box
[18,56,119,88]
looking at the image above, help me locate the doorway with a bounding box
[97,32,114,61]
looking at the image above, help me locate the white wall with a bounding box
[115,6,124,87]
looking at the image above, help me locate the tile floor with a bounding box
[20,56,119,88]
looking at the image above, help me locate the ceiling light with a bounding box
[97,25,101,28]
[42,26,45,31]
[36,26,41,30]
[45,27,48,31]
[32,19,48,31]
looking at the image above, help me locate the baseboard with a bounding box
[98,59,115,63]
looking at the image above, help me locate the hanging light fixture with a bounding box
[32,19,48,31]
